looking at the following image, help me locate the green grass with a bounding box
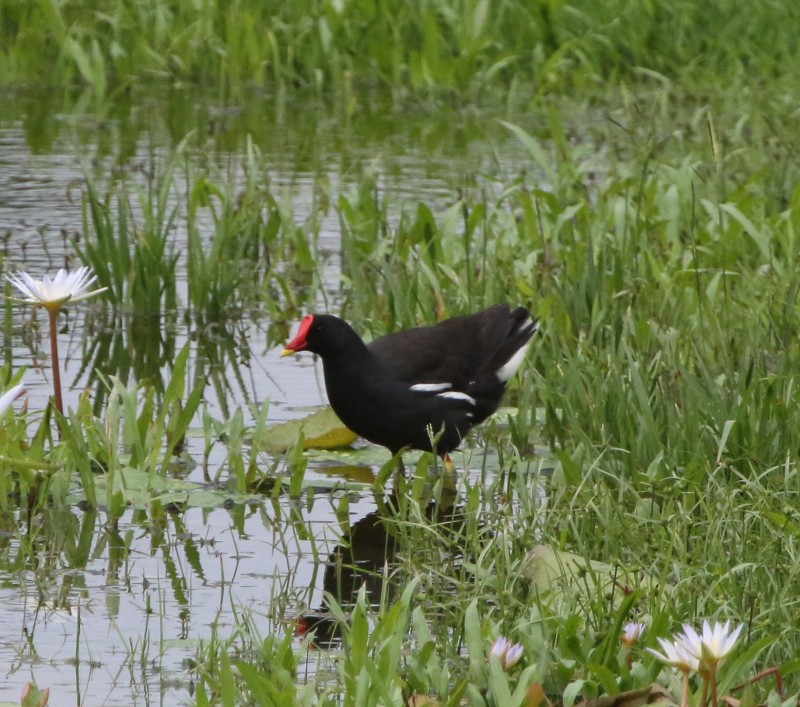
[7,88,800,699]
[2,0,800,104]
[7,88,800,697]
[4,0,800,703]
[181,78,800,700]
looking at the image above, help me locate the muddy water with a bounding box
[0,89,532,705]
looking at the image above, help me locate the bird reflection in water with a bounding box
[297,489,465,648]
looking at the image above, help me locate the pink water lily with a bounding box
[489,636,524,670]
[621,621,645,646]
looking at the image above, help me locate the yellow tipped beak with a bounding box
[280,348,296,358]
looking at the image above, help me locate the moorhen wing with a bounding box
[281,304,538,461]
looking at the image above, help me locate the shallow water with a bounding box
[0,88,535,705]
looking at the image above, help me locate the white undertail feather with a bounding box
[409,316,536,396]
[496,319,538,382]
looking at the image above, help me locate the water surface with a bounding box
[0,87,536,705]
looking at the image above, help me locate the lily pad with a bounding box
[312,463,376,485]
[71,466,263,510]
[521,544,656,606]
[307,444,405,467]
[256,407,358,452]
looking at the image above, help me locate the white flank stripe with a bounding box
[438,391,476,405]
[411,382,452,392]
[496,341,531,382]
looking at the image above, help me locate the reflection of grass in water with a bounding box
[7,20,800,698]
[74,148,324,413]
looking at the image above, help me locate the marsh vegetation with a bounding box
[2,0,800,705]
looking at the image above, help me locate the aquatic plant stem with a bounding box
[699,671,709,707]
[710,670,719,707]
[681,670,690,707]
[48,308,63,415]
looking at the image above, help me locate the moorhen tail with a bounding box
[281,305,538,459]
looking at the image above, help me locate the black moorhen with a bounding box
[281,304,538,460]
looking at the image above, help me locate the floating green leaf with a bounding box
[256,407,358,452]
[521,544,656,607]
[72,465,262,510]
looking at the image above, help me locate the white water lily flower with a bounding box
[648,635,700,673]
[0,382,26,417]
[680,620,742,670]
[6,267,107,312]
[6,266,106,415]
[621,621,646,646]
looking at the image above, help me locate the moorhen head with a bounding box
[281,305,538,459]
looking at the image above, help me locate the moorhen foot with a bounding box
[281,304,538,461]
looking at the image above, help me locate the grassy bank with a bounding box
[1,0,799,102]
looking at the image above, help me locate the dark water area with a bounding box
[0,87,540,705]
